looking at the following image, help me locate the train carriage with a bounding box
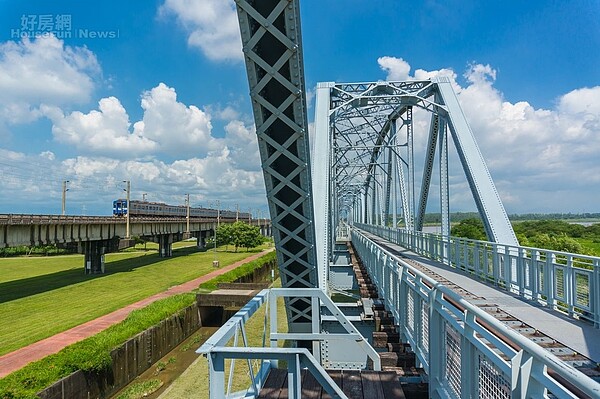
[112,199,252,220]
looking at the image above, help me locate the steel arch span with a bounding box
[312,79,518,287]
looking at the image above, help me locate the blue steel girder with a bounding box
[325,79,518,245]
[435,77,518,245]
[236,0,318,332]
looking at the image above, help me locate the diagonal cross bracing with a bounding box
[236,0,318,331]
[314,79,518,266]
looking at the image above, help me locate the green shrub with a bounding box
[198,251,277,291]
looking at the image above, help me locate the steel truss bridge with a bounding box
[198,1,600,398]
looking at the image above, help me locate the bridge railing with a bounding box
[356,223,600,328]
[198,288,379,399]
[351,228,600,399]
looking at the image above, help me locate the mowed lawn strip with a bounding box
[0,245,267,356]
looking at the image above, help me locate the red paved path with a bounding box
[0,249,273,378]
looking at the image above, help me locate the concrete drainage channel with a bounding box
[37,263,276,399]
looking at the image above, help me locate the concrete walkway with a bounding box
[0,248,273,378]
[365,232,600,363]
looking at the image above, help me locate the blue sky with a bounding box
[0,0,599,216]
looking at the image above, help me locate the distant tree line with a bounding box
[450,218,600,255]
[421,212,600,224]
[0,245,76,257]
[507,212,600,221]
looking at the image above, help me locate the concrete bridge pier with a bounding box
[260,224,271,237]
[83,241,106,274]
[196,230,210,249]
[158,234,173,257]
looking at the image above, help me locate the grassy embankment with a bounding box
[0,241,269,356]
[0,293,196,399]
[0,247,276,399]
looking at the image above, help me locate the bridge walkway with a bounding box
[361,230,600,373]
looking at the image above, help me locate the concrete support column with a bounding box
[158,234,173,257]
[197,230,210,249]
[83,241,106,274]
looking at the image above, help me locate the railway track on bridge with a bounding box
[0,214,219,225]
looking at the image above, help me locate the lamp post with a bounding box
[123,180,130,239]
[208,200,221,258]
[61,180,69,215]
[185,193,190,233]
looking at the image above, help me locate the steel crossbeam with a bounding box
[315,78,517,251]
[236,0,318,332]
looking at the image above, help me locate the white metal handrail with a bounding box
[198,288,380,399]
[356,223,600,328]
[351,228,600,399]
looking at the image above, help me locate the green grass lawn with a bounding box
[0,244,268,356]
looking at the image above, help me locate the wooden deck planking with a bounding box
[258,367,287,399]
[321,370,342,399]
[259,368,407,399]
[379,371,407,399]
[359,371,386,399]
[302,369,323,399]
[342,370,363,399]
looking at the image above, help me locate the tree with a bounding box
[215,222,265,252]
[450,218,487,241]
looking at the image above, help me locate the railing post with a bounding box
[530,249,539,301]
[492,243,500,286]
[208,353,225,399]
[545,252,554,310]
[414,287,423,368]
[566,255,574,316]
[269,290,278,368]
[288,354,302,399]
[516,246,525,296]
[311,295,321,361]
[595,259,600,328]
[428,289,444,397]
[398,266,408,342]
[460,311,477,399]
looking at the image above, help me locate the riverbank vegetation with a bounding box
[451,218,600,256]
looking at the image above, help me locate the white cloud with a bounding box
[377,56,600,213]
[40,151,55,161]
[48,97,158,158]
[0,84,266,214]
[223,120,260,170]
[378,56,458,84]
[377,56,411,81]
[45,83,241,159]
[0,36,99,124]
[160,0,242,62]
[53,152,264,212]
[133,83,221,157]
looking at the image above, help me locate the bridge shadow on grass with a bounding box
[0,246,201,304]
